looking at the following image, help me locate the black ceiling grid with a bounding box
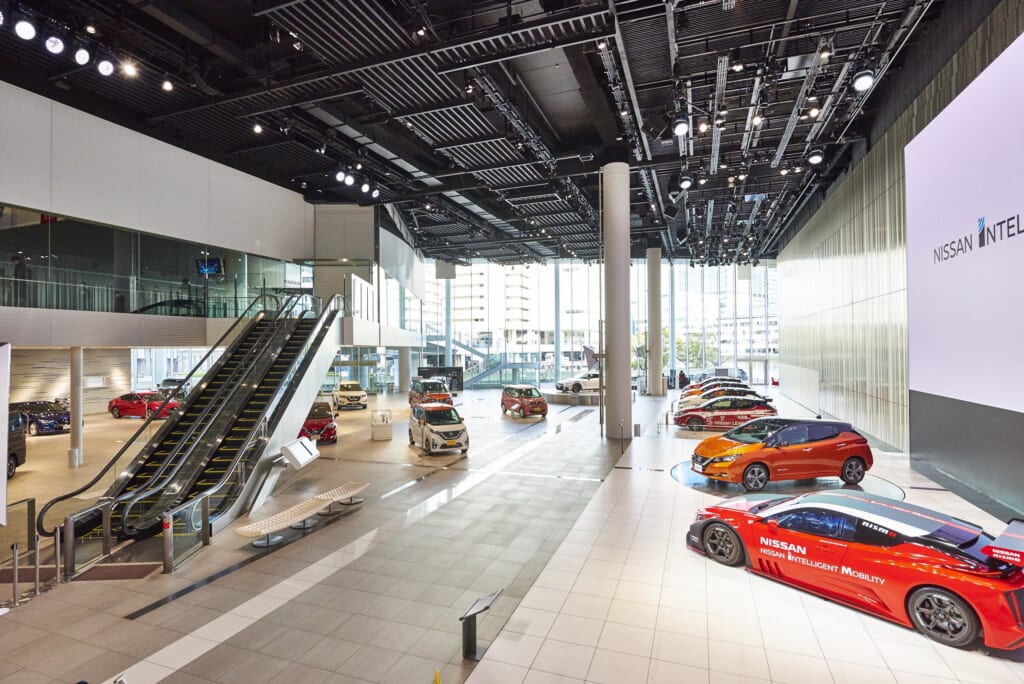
[0,0,945,265]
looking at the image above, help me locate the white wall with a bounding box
[10,348,131,414]
[0,81,312,261]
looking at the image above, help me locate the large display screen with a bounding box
[905,32,1024,414]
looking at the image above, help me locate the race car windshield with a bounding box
[422,382,446,393]
[425,409,461,425]
[338,382,362,391]
[308,404,333,419]
[725,418,795,444]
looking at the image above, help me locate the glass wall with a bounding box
[0,203,311,316]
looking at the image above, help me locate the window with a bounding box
[775,508,855,540]
[808,424,840,442]
[734,399,756,409]
[853,519,902,547]
[120,394,134,401]
[710,400,731,410]
[775,424,809,445]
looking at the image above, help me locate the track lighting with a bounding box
[85,23,97,35]
[697,119,709,133]
[737,173,746,181]
[44,36,65,55]
[161,79,173,92]
[808,148,825,165]
[97,59,114,76]
[343,173,354,186]
[672,117,688,136]
[779,166,789,176]
[597,39,607,50]
[252,121,263,134]
[679,175,693,190]
[820,46,832,60]
[424,202,433,210]
[121,61,138,78]
[752,113,763,126]
[360,181,370,193]
[698,176,707,186]
[808,106,820,118]
[354,162,363,170]
[73,46,90,65]
[371,188,381,199]
[852,69,875,92]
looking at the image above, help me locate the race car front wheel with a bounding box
[742,463,770,491]
[840,457,866,485]
[702,522,745,567]
[907,587,980,648]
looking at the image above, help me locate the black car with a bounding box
[7,413,26,478]
[9,401,71,436]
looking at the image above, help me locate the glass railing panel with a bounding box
[0,499,36,570]
[165,498,206,572]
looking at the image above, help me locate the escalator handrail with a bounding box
[36,293,282,537]
[162,295,341,524]
[115,297,305,533]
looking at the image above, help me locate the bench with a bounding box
[236,481,369,546]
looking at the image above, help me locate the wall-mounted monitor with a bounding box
[196,257,225,277]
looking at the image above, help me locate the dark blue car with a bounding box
[9,401,71,436]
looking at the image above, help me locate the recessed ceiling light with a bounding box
[14,19,36,40]
[253,122,263,134]
[162,79,173,92]
[672,117,688,136]
[808,148,825,165]
[808,106,820,118]
[97,59,114,76]
[679,175,693,190]
[45,36,65,54]
[74,47,90,65]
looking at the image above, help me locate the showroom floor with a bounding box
[0,387,1021,683]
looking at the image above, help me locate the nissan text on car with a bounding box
[688,490,1024,650]
[500,385,548,418]
[556,371,600,393]
[108,391,180,420]
[298,402,338,444]
[409,402,469,456]
[690,418,873,490]
[409,378,453,406]
[675,397,777,431]
[333,381,368,410]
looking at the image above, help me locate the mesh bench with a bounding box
[236,482,369,545]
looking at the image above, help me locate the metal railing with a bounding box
[160,295,342,572]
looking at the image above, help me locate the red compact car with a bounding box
[500,385,548,418]
[675,397,776,431]
[298,402,337,444]
[409,378,453,406]
[689,490,1024,650]
[108,392,179,419]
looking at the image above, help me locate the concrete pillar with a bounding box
[603,160,631,439]
[444,279,453,367]
[398,347,412,392]
[554,259,562,384]
[647,246,664,396]
[68,346,83,468]
[669,262,677,385]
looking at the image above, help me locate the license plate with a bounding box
[310,432,319,438]
[532,407,543,413]
[446,440,458,446]
[693,462,704,473]
[62,424,70,431]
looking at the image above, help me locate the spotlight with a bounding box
[737,173,746,181]
[424,202,433,210]
[808,106,820,118]
[252,121,263,134]
[719,162,727,169]
[300,180,308,189]
[343,173,355,186]
[161,79,173,92]
[752,113,763,126]
[808,148,825,165]
[85,23,97,35]
[371,188,381,199]
[714,115,725,126]
[0,10,4,26]
[679,175,693,190]
[697,119,709,133]
[45,36,65,55]
[97,59,114,76]
[852,69,875,92]
[779,166,789,176]
[820,46,832,60]
[415,26,426,37]
[360,181,370,193]
[597,39,607,50]
[464,83,474,95]
[620,109,629,117]
[354,162,363,170]
[335,170,346,182]
[672,117,688,136]
[122,61,138,78]
[15,19,36,41]
[698,176,707,186]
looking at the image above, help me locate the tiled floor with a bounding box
[1,388,1022,683]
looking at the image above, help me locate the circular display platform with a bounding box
[542,390,601,406]
[670,460,904,501]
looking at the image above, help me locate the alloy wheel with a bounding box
[743,464,769,491]
[908,588,978,647]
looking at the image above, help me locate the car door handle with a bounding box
[836,443,847,447]
[802,447,813,452]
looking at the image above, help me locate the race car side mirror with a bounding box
[766,519,779,530]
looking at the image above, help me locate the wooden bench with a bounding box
[236,481,369,546]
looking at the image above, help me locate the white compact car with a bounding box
[555,372,600,393]
[333,381,368,410]
[409,402,469,456]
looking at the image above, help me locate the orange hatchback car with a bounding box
[690,417,873,491]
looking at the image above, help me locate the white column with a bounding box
[554,259,562,384]
[69,346,83,468]
[603,160,632,439]
[647,246,664,396]
[444,280,453,367]
[398,347,412,392]
[669,262,677,385]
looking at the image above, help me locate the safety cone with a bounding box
[433,669,442,684]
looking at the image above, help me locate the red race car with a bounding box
[675,397,776,431]
[689,490,1024,650]
[108,391,179,419]
[298,402,337,444]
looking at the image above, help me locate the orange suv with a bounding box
[409,378,453,406]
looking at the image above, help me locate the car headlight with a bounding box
[714,455,741,463]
